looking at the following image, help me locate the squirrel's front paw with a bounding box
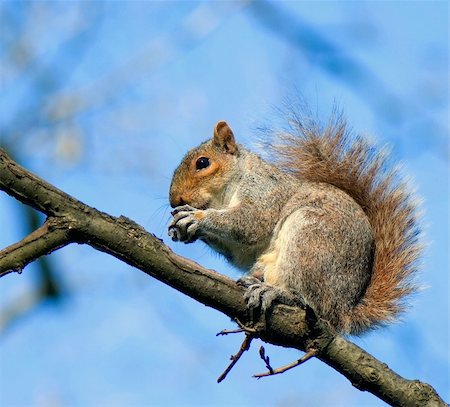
[168,205,204,243]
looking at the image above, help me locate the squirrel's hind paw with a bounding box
[243,283,305,314]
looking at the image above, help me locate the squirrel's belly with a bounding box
[252,212,306,287]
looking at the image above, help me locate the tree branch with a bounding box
[0,149,446,406]
[0,217,72,277]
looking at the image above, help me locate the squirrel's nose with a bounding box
[170,194,186,208]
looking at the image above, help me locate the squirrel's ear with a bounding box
[213,121,237,154]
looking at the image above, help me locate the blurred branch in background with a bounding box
[0,205,64,333]
[248,0,448,160]
[249,0,403,120]
[1,1,102,150]
[1,1,247,167]
[43,1,249,121]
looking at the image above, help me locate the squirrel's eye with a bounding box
[196,156,210,170]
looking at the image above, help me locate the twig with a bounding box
[216,328,246,336]
[254,347,319,379]
[217,334,254,383]
[234,318,260,334]
[216,318,260,336]
[257,346,274,374]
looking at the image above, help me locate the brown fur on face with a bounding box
[169,122,239,210]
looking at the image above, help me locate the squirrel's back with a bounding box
[269,113,423,334]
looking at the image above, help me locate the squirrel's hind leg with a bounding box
[237,210,312,316]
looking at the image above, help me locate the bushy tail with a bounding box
[270,112,423,334]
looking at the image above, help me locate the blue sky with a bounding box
[0,1,448,406]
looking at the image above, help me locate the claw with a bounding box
[237,275,261,288]
[168,226,179,241]
[168,210,193,228]
[171,204,197,216]
[244,283,282,311]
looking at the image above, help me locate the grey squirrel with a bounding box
[168,116,422,334]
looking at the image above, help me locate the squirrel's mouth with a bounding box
[198,201,210,210]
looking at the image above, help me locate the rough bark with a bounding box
[0,149,446,407]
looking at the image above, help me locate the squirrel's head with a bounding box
[169,121,239,209]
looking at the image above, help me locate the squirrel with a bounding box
[168,116,422,335]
